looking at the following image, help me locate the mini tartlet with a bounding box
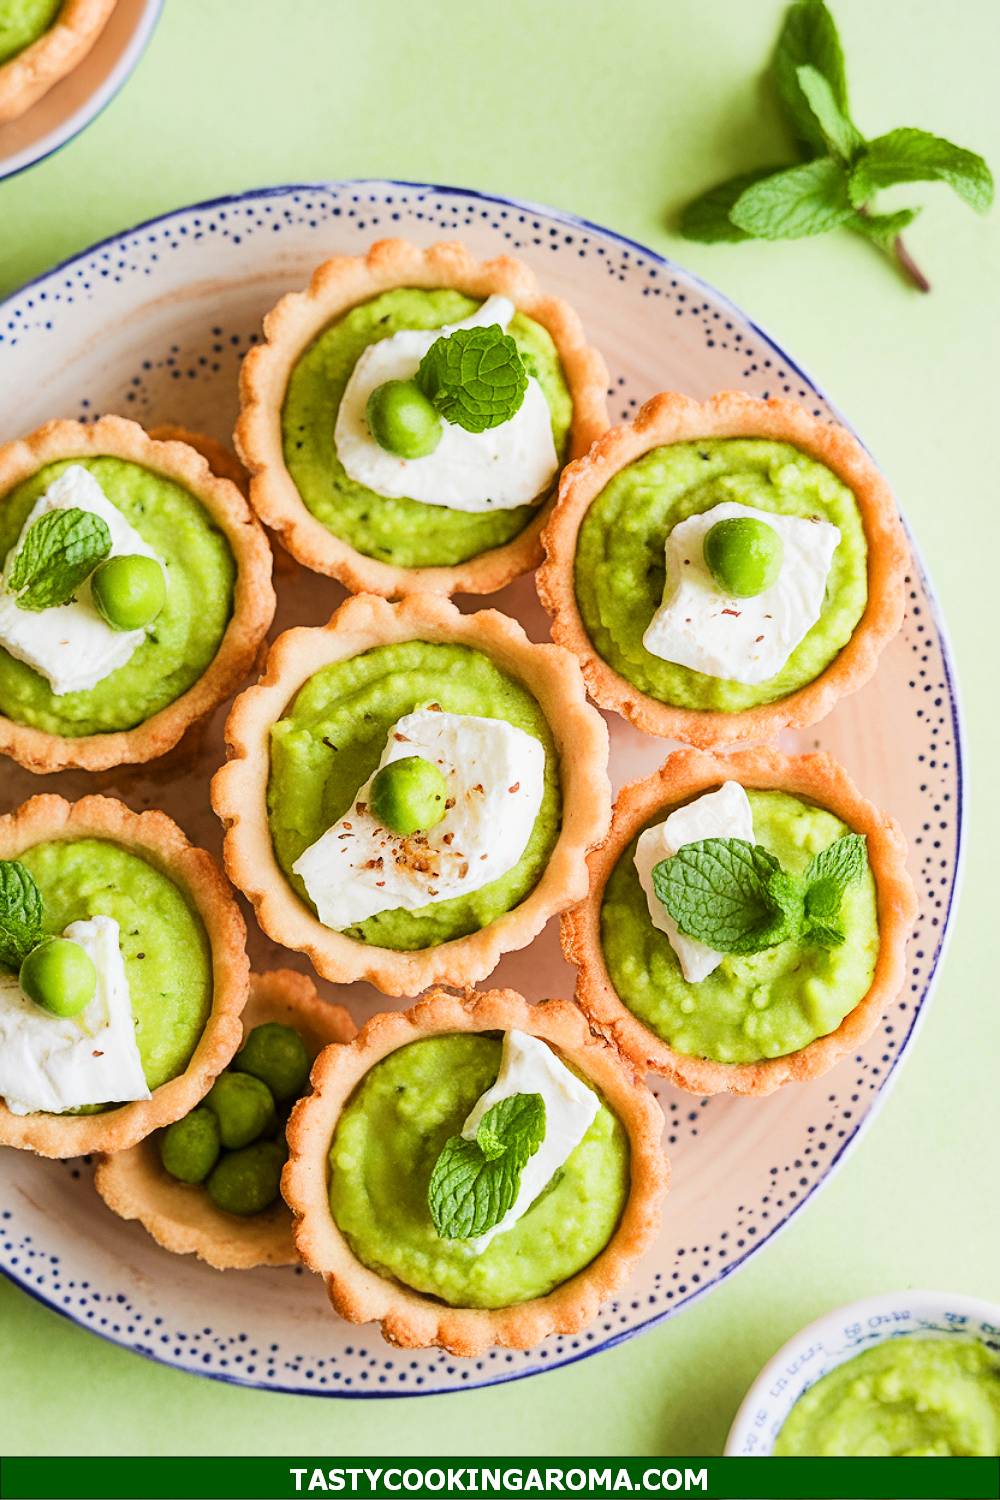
[282,987,669,1356]
[0,0,116,123]
[93,969,354,1270]
[0,416,275,774]
[212,592,611,996]
[564,748,917,1097]
[538,391,909,748]
[235,238,608,599]
[0,794,249,1157]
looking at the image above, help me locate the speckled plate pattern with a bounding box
[0,181,964,1397]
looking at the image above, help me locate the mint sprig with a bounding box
[416,324,528,433]
[0,860,44,972]
[652,832,867,958]
[8,507,112,613]
[427,1090,546,1241]
[679,0,994,291]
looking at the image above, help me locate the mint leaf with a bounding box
[680,167,792,243]
[416,325,528,434]
[850,206,921,251]
[796,64,863,163]
[730,157,854,239]
[801,832,868,946]
[427,1091,546,1240]
[8,507,112,613]
[0,860,44,971]
[849,128,994,213]
[772,0,851,155]
[652,838,804,955]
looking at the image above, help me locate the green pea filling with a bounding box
[0,457,236,738]
[0,0,62,67]
[328,1033,630,1309]
[18,838,212,1098]
[600,789,879,1064]
[267,640,561,951]
[575,438,868,712]
[281,288,573,569]
[775,1338,1000,1457]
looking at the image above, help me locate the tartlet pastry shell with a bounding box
[0,0,116,123]
[564,747,918,1097]
[235,237,609,598]
[93,969,355,1270]
[0,415,276,774]
[537,391,909,747]
[212,592,611,996]
[283,987,669,1356]
[0,794,250,1157]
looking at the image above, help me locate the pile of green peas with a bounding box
[158,1021,310,1216]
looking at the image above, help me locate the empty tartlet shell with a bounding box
[563,747,918,1097]
[93,969,355,1270]
[212,592,611,996]
[0,794,250,1157]
[0,0,116,123]
[282,986,669,1356]
[0,415,276,774]
[235,237,609,598]
[537,391,909,748]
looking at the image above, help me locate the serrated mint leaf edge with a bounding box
[0,859,45,971]
[730,156,855,240]
[8,507,112,613]
[849,127,994,214]
[416,324,528,434]
[427,1090,546,1240]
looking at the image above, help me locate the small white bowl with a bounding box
[0,0,162,182]
[725,1289,1000,1456]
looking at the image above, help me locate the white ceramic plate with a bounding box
[0,181,964,1397]
[0,0,162,183]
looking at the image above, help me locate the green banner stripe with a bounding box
[0,1456,998,1500]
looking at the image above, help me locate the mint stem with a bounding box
[892,232,931,293]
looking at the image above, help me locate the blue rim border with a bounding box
[0,0,164,186]
[0,178,968,1400]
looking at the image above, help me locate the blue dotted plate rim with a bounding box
[0,179,967,1397]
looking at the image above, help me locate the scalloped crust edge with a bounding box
[93,969,355,1270]
[212,592,611,996]
[234,237,609,598]
[537,391,910,748]
[0,794,250,1157]
[0,0,116,123]
[282,987,669,1356]
[563,747,919,1097]
[0,415,276,774]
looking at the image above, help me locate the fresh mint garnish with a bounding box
[652,832,868,957]
[679,0,994,291]
[8,507,112,613]
[428,1090,546,1240]
[416,324,528,434]
[0,860,44,972]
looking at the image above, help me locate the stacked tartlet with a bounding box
[0,235,920,1357]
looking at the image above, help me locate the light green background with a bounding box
[1,0,998,1458]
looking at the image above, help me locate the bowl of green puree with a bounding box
[726,1291,1000,1457]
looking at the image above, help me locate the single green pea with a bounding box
[370,755,449,837]
[91,554,166,631]
[366,378,443,459]
[204,1070,276,1149]
[233,1022,310,1102]
[205,1139,286,1216]
[19,938,96,1018]
[159,1107,221,1184]
[703,516,784,598]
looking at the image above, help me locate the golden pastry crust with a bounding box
[93,969,355,1270]
[235,238,609,598]
[283,987,669,1356]
[0,0,116,124]
[212,592,611,995]
[0,415,275,774]
[564,747,918,1097]
[0,794,250,1157]
[537,391,909,748]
